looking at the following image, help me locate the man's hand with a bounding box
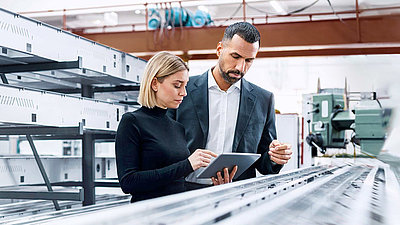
[211,166,238,186]
[268,140,292,165]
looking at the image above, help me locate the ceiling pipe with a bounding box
[243,0,246,22]
[356,0,361,43]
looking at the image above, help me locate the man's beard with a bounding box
[219,67,244,85]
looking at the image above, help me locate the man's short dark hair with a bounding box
[222,22,260,44]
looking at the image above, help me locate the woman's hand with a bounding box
[188,149,217,170]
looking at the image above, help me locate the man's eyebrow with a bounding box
[231,52,255,60]
[231,52,243,58]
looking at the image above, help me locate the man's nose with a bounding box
[235,59,246,73]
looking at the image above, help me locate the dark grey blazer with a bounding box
[167,71,282,180]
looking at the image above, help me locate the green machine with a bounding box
[306,92,389,156]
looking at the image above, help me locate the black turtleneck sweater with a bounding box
[115,106,194,202]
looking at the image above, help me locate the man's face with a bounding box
[216,34,259,84]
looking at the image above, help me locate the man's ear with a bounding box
[216,42,223,57]
[151,77,158,92]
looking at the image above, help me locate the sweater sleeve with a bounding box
[115,113,194,194]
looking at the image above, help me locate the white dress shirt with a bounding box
[186,69,241,184]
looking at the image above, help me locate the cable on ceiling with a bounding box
[326,0,345,22]
[287,0,320,15]
[246,0,320,16]
[326,0,357,32]
[217,3,244,26]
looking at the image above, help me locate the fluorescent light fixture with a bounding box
[133,51,185,57]
[188,49,216,54]
[197,5,209,13]
[93,19,102,25]
[270,0,286,15]
[104,12,118,26]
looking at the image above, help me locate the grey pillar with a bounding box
[82,133,95,206]
[81,85,95,206]
[81,84,94,98]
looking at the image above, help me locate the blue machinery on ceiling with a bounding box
[148,7,213,29]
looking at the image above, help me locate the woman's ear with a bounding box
[151,77,158,92]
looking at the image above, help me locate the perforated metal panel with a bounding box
[0,84,128,130]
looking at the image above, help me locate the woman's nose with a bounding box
[179,87,187,96]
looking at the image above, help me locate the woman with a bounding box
[115,51,217,202]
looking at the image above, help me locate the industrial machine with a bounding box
[306,91,390,156]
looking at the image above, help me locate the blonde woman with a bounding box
[115,52,217,202]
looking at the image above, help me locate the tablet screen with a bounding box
[196,153,261,179]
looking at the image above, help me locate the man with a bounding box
[168,22,292,190]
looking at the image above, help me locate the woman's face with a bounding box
[153,69,189,109]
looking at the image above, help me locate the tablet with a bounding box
[196,153,261,179]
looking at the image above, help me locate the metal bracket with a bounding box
[33,180,120,188]
[0,126,83,136]
[26,135,60,210]
[47,85,140,94]
[0,188,83,201]
[0,125,116,140]
[0,73,8,84]
[0,57,82,74]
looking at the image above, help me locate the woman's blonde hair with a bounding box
[138,51,189,108]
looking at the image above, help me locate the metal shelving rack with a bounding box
[0,7,146,208]
[0,7,145,102]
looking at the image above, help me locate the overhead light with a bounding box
[197,5,209,13]
[104,12,118,26]
[93,19,102,25]
[270,0,286,15]
[134,9,141,14]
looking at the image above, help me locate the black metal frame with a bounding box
[0,124,116,207]
[26,179,120,188]
[0,73,8,84]
[0,189,84,201]
[0,58,82,74]
[27,135,61,210]
[48,85,140,94]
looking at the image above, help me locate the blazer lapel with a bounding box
[189,72,209,139]
[232,79,256,152]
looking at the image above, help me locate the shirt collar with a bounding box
[208,68,241,92]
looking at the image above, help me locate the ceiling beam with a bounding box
[76,14,400,59]
[133,45,400,61]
